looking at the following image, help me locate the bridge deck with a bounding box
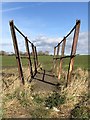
[29,69,61,93]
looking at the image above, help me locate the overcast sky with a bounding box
[1,2,88,55]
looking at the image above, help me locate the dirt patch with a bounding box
[30,70,60,93]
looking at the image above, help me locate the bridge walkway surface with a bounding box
[29,69,61,93]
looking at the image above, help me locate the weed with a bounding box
[71,106,89,119]
[5,88,31,108]
[32,94,44,104]
[45,92,66,109]
[31,107,49,118]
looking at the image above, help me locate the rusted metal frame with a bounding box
[25,37,33,78]
[9,20,24,85]
[54,47,56,56]
[57,43,60,55]
[34,46,38,67]
[56,44,60,75]
[34,46,37,68]
[58,37,66,79]
[14,25,32,44]
[66,20,80,87]
[14,25,26,38]
[42,70,45,81]
[55,21,80,48]
[53,55,76,60]
[31,43,37,74]
[53,47,57,72]
[53,47,58,74]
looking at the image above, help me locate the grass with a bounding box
[71,106,89,119]
[31,107,50,118]
[1,55,89,70]
[2,67,88,118]
[32,94,44,104]
[45,92,66,109]
[1,54,89,118]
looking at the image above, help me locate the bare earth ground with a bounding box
[0,67,89,118]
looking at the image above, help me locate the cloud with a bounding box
[0,43,12,46]
[33,35,63,46]
[0,7,24,12]
[0,31,88,55]
[1,2,45,13]
[32,31,88,55]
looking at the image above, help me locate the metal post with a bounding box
[54,47,56,56]
[53,47,56,72]
[58,37,66,79]
[34,46,38,67]
[56,44,60,75]
[32,44,37,73]
[25,37,33,78]
[66,20,80,86]
[9,20,24,85]
[57,44,60,55]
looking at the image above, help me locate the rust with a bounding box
[25,37,33,78]
[32,44,37,73]
[66,20,80,86]
[58,37,66,79]
[9,20,24,85]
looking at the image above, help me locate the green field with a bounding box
[0,55,89,71]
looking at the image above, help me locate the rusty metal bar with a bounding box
[9,20,24,85]
[61,37,66,56]
[55,20,80,48]
[14,25,26,38]
[25,37,33,78]
[53,47,57,72]
[53,55,76,60]
[66,20,80,87]
[54,47,58,75]
[35,46,38,67]
[56,44,60,75]
[42,70,45,81]
[58,37,66,79]
[32,43,37,73]
[14,25,32,44]
[54,47,56,56]
[57,44,60,55]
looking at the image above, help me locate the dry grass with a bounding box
[57,68,89,118]
[1,67,89,118]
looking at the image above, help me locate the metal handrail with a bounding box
[55,20,80,48]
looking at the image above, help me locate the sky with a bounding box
[0,2,88,55]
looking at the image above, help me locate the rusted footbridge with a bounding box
[9,20,80,87]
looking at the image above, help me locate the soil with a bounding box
[29,69,61,93]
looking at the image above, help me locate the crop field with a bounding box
[1,55,89,70]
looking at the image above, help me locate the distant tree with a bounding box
[23,52,27,56]
[19,51,26,56]
[45,51,49,55]
[0,51,8,55]
[38,51,44,56]
[8,52,15,56]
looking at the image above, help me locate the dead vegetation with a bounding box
[1,67,89,119]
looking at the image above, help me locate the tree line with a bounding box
[0,50,50,56]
